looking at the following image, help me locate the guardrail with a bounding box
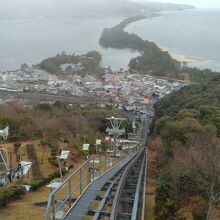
[45,152,128,220]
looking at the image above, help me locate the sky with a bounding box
[0,0,219,9]
[0,0,219,18]
[133,0,220,8]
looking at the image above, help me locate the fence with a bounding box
[44,152,130,220]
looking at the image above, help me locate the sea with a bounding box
[0,17,139,72]
[0,8,220,72]
[126,8,220,71]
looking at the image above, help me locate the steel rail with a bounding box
[92,174,121,220]
[54,155,121,217]
[141,150,147,220]
[131,152,146,220]
[110,149,144,220]
[91,151,141,219]
[63,150,139,220]
[45,153,119,220]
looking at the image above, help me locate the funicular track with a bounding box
[45,111,150,220]
[63,148,146,220]
[110,149,146,220]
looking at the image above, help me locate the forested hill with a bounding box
[99,15,181,77]
[154,76,220,119]
[152,77,220,220]
[100,15,220,80]
[37,51,102,75]
[99,15,147,51]
[129,41,181,77]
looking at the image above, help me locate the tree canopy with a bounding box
[37,51,102,75]
[153,76,220,219]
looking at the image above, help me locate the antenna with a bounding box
[106,117,126,156]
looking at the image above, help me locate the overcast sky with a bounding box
[0,0,219,9]
[134,0,220,8]
[0,0,219,17]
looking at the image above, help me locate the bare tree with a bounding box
[172,134,220,220]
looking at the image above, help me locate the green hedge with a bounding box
[29,169,67,191]
[0,186,26,208]
[0,169,68,208]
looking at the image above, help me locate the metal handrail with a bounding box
[53,157,117,216]
[45,156,94,220]
[45,153,125,220]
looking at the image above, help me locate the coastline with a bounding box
[124,10,220,70]
[123,13,209,66]
[160,47,209,65]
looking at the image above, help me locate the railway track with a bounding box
[0,90,107,104]
[63,148,146,220]
[45,110,150,220]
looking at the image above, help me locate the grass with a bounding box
[0,159,85,220]
[0,139,85,220]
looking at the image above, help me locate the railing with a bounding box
[44,153,127,220]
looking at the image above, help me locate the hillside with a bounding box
[0,101,132,218]
[129,41,181,77]
[99,15,147,51]
[151,76,220,220]
[100,15,220,81]
[154,76,220,118]
[37,51,102,75]
[100,15,181,77]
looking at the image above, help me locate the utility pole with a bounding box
[142,107,154,147]
[106,117,126,156]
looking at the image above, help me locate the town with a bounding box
[0,61,189,110]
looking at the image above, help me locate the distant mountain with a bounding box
[0,0,195,19]
[134,1,195,11]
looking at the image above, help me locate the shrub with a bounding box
[63,138,69,143]
[14,142,21,154]
[155,171,178,220]
[29,169,67,191]
[26,144,42,178]
[36,103,52,111]
[191,197,207,220]
[0,186,26,208]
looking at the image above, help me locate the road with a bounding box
[0,90,108,104]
